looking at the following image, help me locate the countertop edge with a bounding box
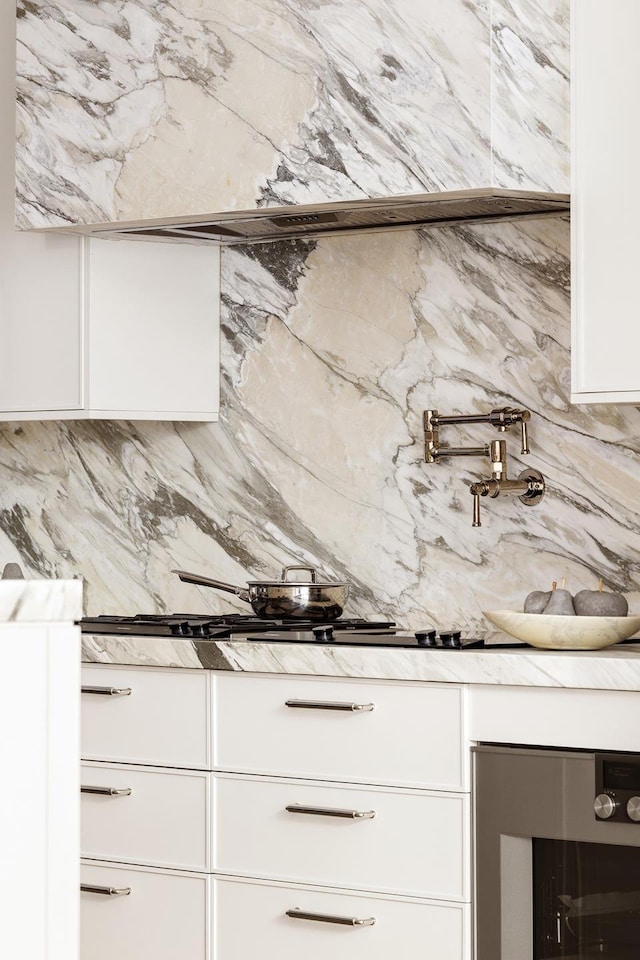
[80,635,640,692]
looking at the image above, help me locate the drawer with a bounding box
[81,763,210,871]
[81,861,208,960]
[213,876,469,960]
[213,674,466,790]
[213,774,469,900]
[81,664,209,768]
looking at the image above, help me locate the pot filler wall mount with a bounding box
[423,407,545,526]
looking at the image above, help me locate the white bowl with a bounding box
[483,610,640,650]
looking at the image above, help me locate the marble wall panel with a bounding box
[2,216,640,637]
[16,0,491,227]
[491,0,570,191]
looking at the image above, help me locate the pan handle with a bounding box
[281,565,318,583]
[171,569,251,604]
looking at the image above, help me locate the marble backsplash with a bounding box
[2,215,640,634]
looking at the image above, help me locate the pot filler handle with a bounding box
[281,565,318,583]
[171,569,251,603]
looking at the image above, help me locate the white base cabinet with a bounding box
[80,665,471,959]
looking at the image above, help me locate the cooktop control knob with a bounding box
[312,625,334,642]
[627,797,640,822]
[594,793,617,819]
[415,630,436,647]
[440,631,462,648]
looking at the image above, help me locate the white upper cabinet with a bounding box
[571,0,640,402]
[0,234,220,421]
[15,0,569,230]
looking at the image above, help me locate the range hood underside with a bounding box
[55,188,570,245]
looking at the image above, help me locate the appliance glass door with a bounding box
[474,746,640,960]
[533,838,640,959]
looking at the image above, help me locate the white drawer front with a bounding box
[213,674,465,789]
[81,861,208,960]
[81,763,209,871]
[213,876,469,960]
[214,775,469,900]
[81,664,209,768]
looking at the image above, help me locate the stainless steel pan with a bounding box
[172,565,349,621]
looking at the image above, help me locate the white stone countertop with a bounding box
[0,579,82,622]
[81,633,640,692]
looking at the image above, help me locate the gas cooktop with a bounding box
[79,614,520,649]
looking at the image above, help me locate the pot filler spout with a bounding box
[55,188,569,246]
[423,406,546,527]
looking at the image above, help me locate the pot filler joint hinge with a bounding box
[423,407,545,527]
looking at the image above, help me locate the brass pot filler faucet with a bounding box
[423,407,545,527]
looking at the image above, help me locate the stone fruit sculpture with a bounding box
[524,578,629,616]
[523,590,552,614]
[524,579,575,615]
[573,580,629,617]
[542,579,576,616]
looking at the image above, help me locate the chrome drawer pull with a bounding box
[286,908,375,927]
[284,699,374,712]
[286,804,375,820]
[81,785,132,797]
[81,884,131,897]
[81,685,132,697]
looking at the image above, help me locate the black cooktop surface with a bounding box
[79,615,525,648]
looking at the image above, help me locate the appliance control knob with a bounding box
[627,797,640,822]
[594,794,617,819]
[312,625,334,642]
[415,630,436,647]
[439,631,462,648]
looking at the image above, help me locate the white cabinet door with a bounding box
[87,238,220,419]
[572,0,640,402]
[213,774,470,900]
[213,674,467,791]
[81,664,211,768]
[1,622,80,960]
[81,862,209,960]
[213,877,469,960]
[81,763,210,872]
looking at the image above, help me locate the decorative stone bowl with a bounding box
[483,611,640,650]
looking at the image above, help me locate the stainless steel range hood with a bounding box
[60,188,570,246]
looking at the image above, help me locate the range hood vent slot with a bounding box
[63,188,570,246]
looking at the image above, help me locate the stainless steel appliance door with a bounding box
[473,745,640,960]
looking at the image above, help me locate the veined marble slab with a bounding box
[0,579,82,622]
[81,633,640,693]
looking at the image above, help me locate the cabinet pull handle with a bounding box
[81,686,132,697]
[286,908,375,927]
[285,804,375,820]
[284,699,374,712]
[81,884,131,897]
[81,785,132,797]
